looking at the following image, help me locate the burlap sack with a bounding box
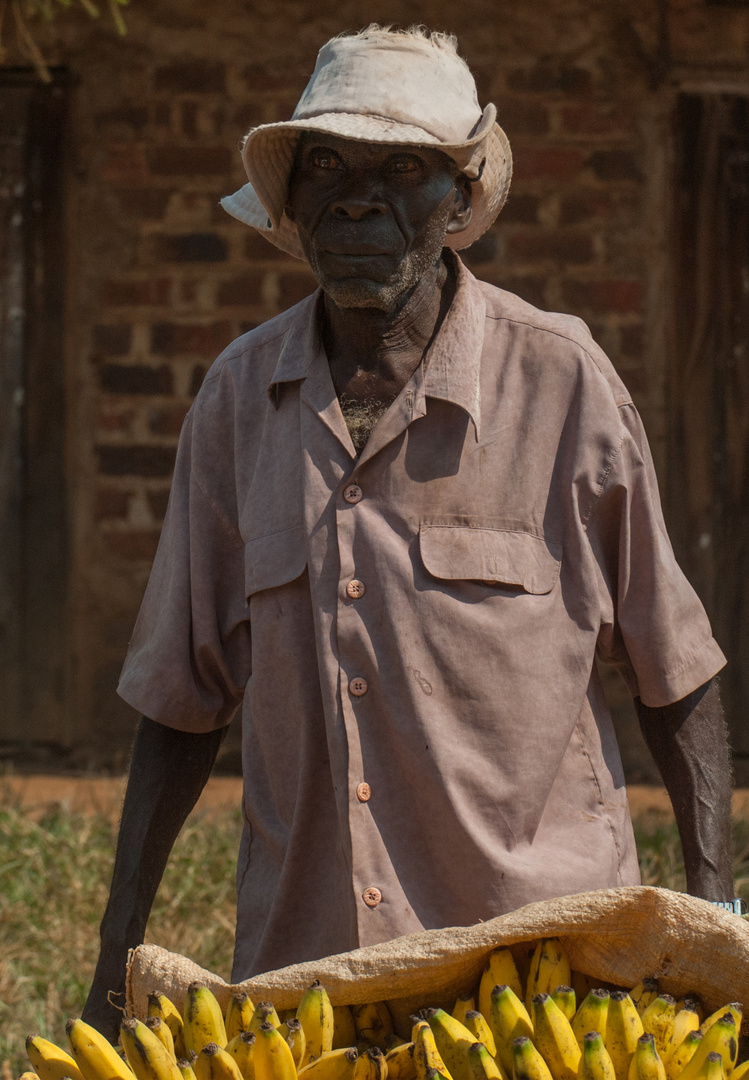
[126,886,749,1036]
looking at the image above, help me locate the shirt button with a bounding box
[349,677,368,697]
[362,887,382,907]
[356,782,372,802]
[346,579,366,599]
[343,483,363,504]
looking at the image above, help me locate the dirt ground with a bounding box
[3,776,749,820]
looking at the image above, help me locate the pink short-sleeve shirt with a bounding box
[118,257,726,980]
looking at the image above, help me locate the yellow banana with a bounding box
[573,991,610,1050]
[627,1035,665,1080]
[578,1031,616,1080]
[384,1037,408,1053]
[479,950,523,1019]
[695,1054,727,1080]
[453,998,477,1028]
[250,1006,281,1037]
[526,941,572,1016]
[19,1073,41,1080]
[665,1032,702,1080]
[531,993,581,1080]
[277,1019,305,1068]
[681,1001,705,1026]
[297,981,335,1067]
[253,1023,297,1080]
[629,985,659,1020]
[385,1043,416,1080]
[489,986,534,1078]
[333,1009,359,1052]
[226,995,256,1043]
[425,1009,480,1080]
[177,1060,198,1080]
[184,984,228,1055]
[354,1048,387,1080]
[700,1006,743,1039]
[604,993,644,1080]
[226,1033,255,1080]
[194,1044,244,1080]
[149,995,187,1060]
[146,1019,177,1062]
[353,1002,394,1047]
[298,1049,361,1080]
[552,989,577,1026]
[662,1004,700,1065]
[463,1012,497,1058]
[462,1043,503,1080]
[640,999,676,1059]
[511,1036,553,1080]
[412,1021,452,1080]
[121,1019,183,1080]
[66,1018,135,1080]
[26,1035,86,1080]
[679,1014,739,1080]
[730,1060,749,1080]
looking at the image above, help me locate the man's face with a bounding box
[286,132,472,312]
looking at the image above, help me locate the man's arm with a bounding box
[82,716,228,1041]
[636,677,733,900]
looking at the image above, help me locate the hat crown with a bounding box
[292,32,483,145]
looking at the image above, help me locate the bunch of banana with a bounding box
[19,936,749,1080]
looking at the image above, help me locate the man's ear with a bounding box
[445,174,473,235]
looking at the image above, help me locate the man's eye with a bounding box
[311,151,341,170]
[390,157,420,173]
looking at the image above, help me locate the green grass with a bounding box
[2,795,749,1078]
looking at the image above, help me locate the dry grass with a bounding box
[2,795,749,1078]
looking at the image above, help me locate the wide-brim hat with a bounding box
[220,28,512,261]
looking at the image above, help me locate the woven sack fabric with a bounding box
[127,886,749,1035]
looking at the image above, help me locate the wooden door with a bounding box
[669,93,749,758]
[0,72,69,748]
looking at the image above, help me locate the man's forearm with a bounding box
[636,678,733,900]
[83,716,227,1038]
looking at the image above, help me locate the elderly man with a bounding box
[84,26,733,1039]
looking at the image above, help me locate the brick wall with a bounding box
[9,0,748,764]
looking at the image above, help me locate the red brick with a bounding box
[99,363,173,395]
[101,278,172,306]
[150,321,233,357]
[498,97,550,137]
[189,364,207,396]
[148,403,190,436]
[499,194,540,224]
[97,401,136,433]
[95,488,130,521]
[147,490,171,520]
[94,106,149,132]
[507,61,593,96]
[559,104,634,137]
[102,529,162,561]
[146,145,232,177]
[278,272,318,307]
[586,150,642,182]
[154,103,171,126]
[181,101,199,138]
[621,323,644,356]
[492,275,549,309]
[113,188,173,220]
[558,192,614,225]
[97,445,177,477]
[508,230,594,264]
[93,324,132,356]
[242,63,307,92]
[462,231,499,267]
[152,232,228,262]
[181,281,199,303]
[100,144,149,185]
[217,272,265,306]
[234,102,265,131]
[512,148,585,182]
[154,62,226,93]
[244,232,296,262]
[562,279,644,315]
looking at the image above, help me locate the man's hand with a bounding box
[82,716,228,1041]
[636,677,733,900]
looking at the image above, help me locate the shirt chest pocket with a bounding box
[419,524,562,594]
[244,525,307,598]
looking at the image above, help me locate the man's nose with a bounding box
[331,189,387,220]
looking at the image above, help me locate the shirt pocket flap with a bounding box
[420,525,562,594]
[245,526,307,597]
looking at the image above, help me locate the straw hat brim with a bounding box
[220,110,512,261]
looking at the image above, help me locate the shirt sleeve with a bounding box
[117,409,252,731]
[589,402,726,707]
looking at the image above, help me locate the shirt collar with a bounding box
[420,251,486,441]
[267,291,324,404]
